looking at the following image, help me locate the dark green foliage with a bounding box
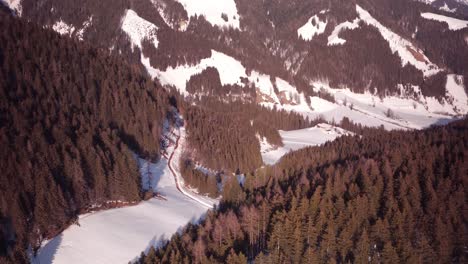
[183,97,315,173]
[139,119,468,263]
[0,12,170,263]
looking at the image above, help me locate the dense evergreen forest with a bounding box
[0,11,172,263]
[138,118,468,264]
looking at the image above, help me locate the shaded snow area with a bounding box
[356,5,440,77]
[33,124,217,264]
[52,20,75,36]
[328,18,360,45]
[421,12,468,30]
[174,0,240,29]
[259,124,353,165]
[1,0,22,16]
[297,13,327,41]
[122,9,159,51]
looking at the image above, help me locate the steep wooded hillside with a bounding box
[0,11,171,263]
[138,118,468,263]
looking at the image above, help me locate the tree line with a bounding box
[138,118,468,263]
[0,11,172,263]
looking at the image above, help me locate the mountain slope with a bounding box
[138,118,468,263]
[0,10,171,263]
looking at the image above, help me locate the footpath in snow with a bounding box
[32,125,217,264]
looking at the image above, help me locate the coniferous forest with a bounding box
[0,11,172,262]
[138,118,467,263]
[1,0,468,263]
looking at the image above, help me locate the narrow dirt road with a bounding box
[166,129,213,209]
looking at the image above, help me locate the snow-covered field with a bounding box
[260,124,353,165]
[174,0,240,29]
[32,127,217,264]
[298,12,328,41]
[421,12,468,30]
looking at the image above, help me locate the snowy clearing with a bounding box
[298,13,327,41]
[122,9,159,51]
[327,18,360,45]
[153,50,247,95]
[260,124,353,165]
[174,0,240,29]
[1,0,22,16]
[356,5,440,77]
[32,125,217,264]
[52,20,75,36]
[421,12,468,30]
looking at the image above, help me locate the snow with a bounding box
[1,0,22,16]
[174,0,240,29]
[356,5,440,77]
[32,125,217,264]
[153,50,247,94]
[52,20,75,36]
[260,124,353,165]
[421,12,468,30]
[121,9,159,51]
[76,16,93,41]
[445,74,468,113]
[327,18,360,46]
[303,80,467,129]
[298,13,327,41]
[440,3,457,13]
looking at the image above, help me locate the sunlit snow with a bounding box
[174,0,240,29]
[1,0,22,16]
[52,20,75,36]
[356,5,440,77]
[327,18,360,45]
[260,124,353,165]
[122,9,159,50]
[298,14,327,41]
[421,12,468,30]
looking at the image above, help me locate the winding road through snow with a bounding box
[166,128,214,209]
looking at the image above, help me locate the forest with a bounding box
[138,118,468,263]
[0,11,172,263]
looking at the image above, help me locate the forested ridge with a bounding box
[0,11,172,263]
[138,118,468,264]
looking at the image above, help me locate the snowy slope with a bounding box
[1,0,22,16]
[174,0,240,29]
[328,18,360,46]
[356,5,440,77]
[421,12,468,30]
[32,126,217,264]
[121,9,159,51]
[298,13,327,41]
[149,50,246,95]
[260,124,353,165]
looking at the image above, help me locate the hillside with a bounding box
[0,10,172,263]
[138,118,468,263]
[0,1,467,263]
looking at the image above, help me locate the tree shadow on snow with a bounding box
[32,234,63,264]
